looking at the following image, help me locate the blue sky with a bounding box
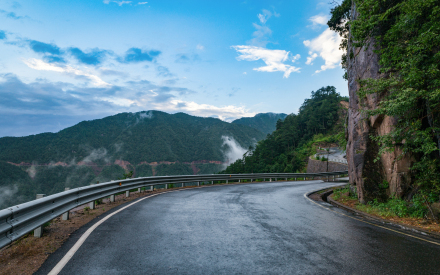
[0,0,346,137]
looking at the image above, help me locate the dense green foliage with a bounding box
[95,165,126,183]
[328,0,352,79]
[330,0,440,198]
[135,164,154,177]
[0,161,97,209]
[0,111,265,164]
[155,163,193,176]
[334,184,433,218]
[0,160,224,209]
[232,113,287,135]
[222,87,347,174]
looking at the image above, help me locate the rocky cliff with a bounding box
[346,2,412,203]
[306,158,348,174]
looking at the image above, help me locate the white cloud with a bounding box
[292,54,301,62]
[222,136,247,166]
[257,9,272,24]
[249,23,272,47]
[23,58,110,87]
[103,0,132,6]
[308,14,329,27]
[196,44,204,50]
[305,52,318,65]
[138,1,148,4]
[249,9,280,47]
[303,28,343,73]
[231,45,300,78]
[155,99,256,122]
[95,96,136,107]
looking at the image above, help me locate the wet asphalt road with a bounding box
[39,180,440,275]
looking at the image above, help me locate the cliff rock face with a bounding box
[306,158,348,173]
[346,2,411,203]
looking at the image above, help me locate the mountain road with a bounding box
[37,180,440,275]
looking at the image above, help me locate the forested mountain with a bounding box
[0,111,267,208]
[222,86,348,174]
[0,111,264,164]
[232,113,287,135]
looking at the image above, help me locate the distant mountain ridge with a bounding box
[232,112,288,135]
[0,110,265,164]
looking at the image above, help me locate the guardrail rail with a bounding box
[0,171,348,250]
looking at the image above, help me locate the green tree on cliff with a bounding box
[329,0,440,197]
[222,86,345,174]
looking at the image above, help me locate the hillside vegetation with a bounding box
[222,86,348,174]
[232,113,287,135]
[0,111,265,164]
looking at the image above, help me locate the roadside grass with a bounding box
[332,185,433,220]
[355,203,397,217]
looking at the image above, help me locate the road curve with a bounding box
[37,181,440,275]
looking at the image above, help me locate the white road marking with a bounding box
[48,183,234,274]
[48,180,321,274]
[48,193,159,275]
[303,185,440,246]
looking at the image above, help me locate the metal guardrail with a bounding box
[0,171,347,250]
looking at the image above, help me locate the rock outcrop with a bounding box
[306,158,348,174]
[346,2,412,203]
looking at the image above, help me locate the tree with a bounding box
[329,0,440,197]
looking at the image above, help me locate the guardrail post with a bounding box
[197,182,200,186]
[110,194,115,202]
[270,178,272,182]
[62,188,70,220]
[226,180,228,184]
[138,187,141,193]
[126,190,130,197]
[34,194,45,237]
[165,184,168,189]
[238,179,241,183]
[182,183,185,188]
[285,178,287,181]
[89,184,96,209]
[251,179,253,182]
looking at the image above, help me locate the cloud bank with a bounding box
[0,75,256,136]
[303,28,343,73]
[23,58,110,87]
[232,45,300,78]
[222,136,247,167]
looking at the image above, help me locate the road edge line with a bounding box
[48,193,160,275]
[303,185,440,246]
[46,180,271,274]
